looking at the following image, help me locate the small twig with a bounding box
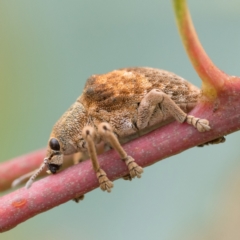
[173,0,228,97]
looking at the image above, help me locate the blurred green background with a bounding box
[1,1,240,239]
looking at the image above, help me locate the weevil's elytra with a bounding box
[82,68,199,111]
[25,67,212,192]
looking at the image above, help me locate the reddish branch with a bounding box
[1,96,240,232]
[0,0,240,233]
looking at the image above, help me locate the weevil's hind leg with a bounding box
[98,123,143,179]
[198,136,226,147]
[137,89,211,132]
[82,126,114,192]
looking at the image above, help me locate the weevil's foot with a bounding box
[124,156,143,179]
[96,169,114,193]
[196,119,211,132]
[198,136,226,147]
[73,194,85,203]
[122,174,132,181]
[186,115,211,132]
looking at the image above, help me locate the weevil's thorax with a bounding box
[49,101,88,155]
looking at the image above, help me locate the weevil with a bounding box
[24,67,214,195]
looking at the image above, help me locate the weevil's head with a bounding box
[45,102,87,174]
[46,128,86,174]
[24,102,87,189]
[45,131,80,174]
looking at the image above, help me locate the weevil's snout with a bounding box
[48,163,61,174]
[46,153,63,174]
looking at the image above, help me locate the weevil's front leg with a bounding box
[137,89,211,132]
[82,126,114,192]
[98,122,143,179]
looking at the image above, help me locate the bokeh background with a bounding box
[1,1,240,239]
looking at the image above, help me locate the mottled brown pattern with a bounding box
[80,67,200,113]
[122,67,200,103]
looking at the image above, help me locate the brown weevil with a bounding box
[25,67,212,194]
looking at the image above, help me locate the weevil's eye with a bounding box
[49,138,60,151]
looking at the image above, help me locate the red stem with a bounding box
[1,89,240,232]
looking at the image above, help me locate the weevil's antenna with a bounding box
[11,170,37,188]
[25,158,48,189]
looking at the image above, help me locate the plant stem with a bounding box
[173,0,229,98]
[1,92,240,232]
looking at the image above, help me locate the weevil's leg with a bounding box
[73,194,85,203]
[185,115,210,132]
[82,126,114,192]
[98,122,143,179]
[137,89,211,132]
[198,136,226,147]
